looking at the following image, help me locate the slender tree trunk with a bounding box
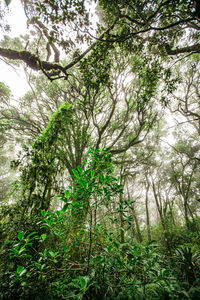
[183,196,190,229]
[145,175,151,242]
[131,217,136,239]
[177,162,196,229]
[119,168,125,244]
[152,179,171,257]
[132,206,143,243]
[167,194,176,227]
[42,177,52,210]
[127,183,142,243]
[119,192,125,243]
[187,203,200,236]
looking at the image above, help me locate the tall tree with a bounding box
[170,58,200,135]
[169,137,200,229]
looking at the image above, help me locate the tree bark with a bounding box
[145,175,151,242]
[152,178,171,257]
[127,182,142,243]
[120,192,125,243]
[132,206,143,243]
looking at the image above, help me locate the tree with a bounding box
[0,35,163,215]
[1,1,200,82]
[1,1,200,299]
[169,138,200,229]
[170,58,200,135]
[0,82,15,202]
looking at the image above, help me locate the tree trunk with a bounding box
[132,206,143,243]
[183,196,190,229]
[119,192,125,243]
[127,183,142,243]
[152,179,171,257]
[145,175,151,242]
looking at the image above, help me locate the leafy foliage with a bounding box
[1,150,200,299]
[0,1,200,299]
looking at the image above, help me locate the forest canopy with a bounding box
[0,1,200,299]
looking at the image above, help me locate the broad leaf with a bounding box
[18,232,25,241]
[72,169,80,179]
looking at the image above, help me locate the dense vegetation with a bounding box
[0,0,200,299]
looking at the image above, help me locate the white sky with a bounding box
[0,0,29,98]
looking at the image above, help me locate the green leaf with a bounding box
[72,169,80,179]
[20,269,27,276]
[100,173,105,182]
[62,245,68,251]
[133,246,141,256]
[80,277,86,289]
[91,170,95,178]
[49,251,59,258]
[77,166,83,174]
[55,210,61,216]
[18,232,25,241]
[16,265,26,276]
[26,232,37,240]
[18,245,26,254]
[41,210,47,217]
[5,0,12,6]
[162,269,171,276]
[21,281,27,287]
[113,241,120,249]
[41,234,47,241]
[107,245,113,252]
[17,265,23,274]
[65,190,70,198]
[10,248,19,256]
[79,179,87,188]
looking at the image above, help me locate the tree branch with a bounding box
[0,20,117,80]
[165,43,200,55]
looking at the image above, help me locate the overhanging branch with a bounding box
[0,47,63,71]
[0,21,117,81]
[165,43,200,55]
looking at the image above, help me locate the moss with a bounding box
[32,102,74,149]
